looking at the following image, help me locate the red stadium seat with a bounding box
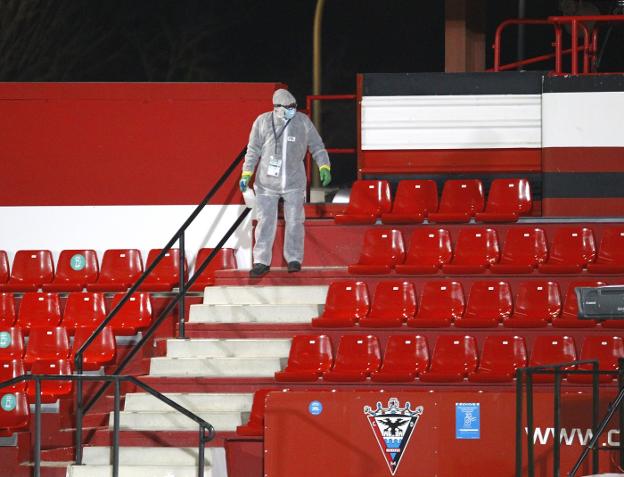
[27,359,73,403]
[17,292,62,332]
[0,293,16,327]
[71,326,116,371]
[139,248,187,292]
[323,335,381,382]
[23,327,70,368]
[407,281,464,328]
[348,229,405,275]
[371,335,429,382]
[419,335,478,382]
[0,251,8,284]
[455,281,512,328]
[189,248,237,291]
[428,180,484,223]
[381,180,438,224]
[529,336,577,383]
[442,228,499,274]
[0,392,29,436]
[468,336,527,383]
[553,280,606,328]
[87,249,143,291]
[538,227,596,274]
[587,227,624,274]
[568,336,624,384]
[62,292,107,334]
[490,228,548,274]
[335,180,392,225]
[42,250,99,292]
[394,229,452,274]
[236,389,273,436]
[504,281,561,328]
[109,292,152,335]
[0,328,24,361]
[359,281,417,327]
[311,281,369,328]
[0,250,54,292]
[275,335,333,382]
[0,360,26,393]
[475,178,532,223]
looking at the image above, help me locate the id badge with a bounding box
[267,155,282,177]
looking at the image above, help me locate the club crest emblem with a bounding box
[363,397,424,475]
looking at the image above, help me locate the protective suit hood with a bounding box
[273,89,297,120]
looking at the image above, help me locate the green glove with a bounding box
[319,166,331,187]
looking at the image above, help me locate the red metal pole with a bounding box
[580,23,590,73]
[555,25,563,74]
[591,28,599,72]
[305,95,312,197]
[571,19,578,74]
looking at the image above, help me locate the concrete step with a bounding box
[166,339,291,358]
[202,285,328,305]
[149,357,285,377]
[124,393,253,412]
[114,410,244,431]
[189,303,321,323]
[82,446,224,467]
[67,465,213,477]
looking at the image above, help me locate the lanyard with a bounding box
[271,114,292,155]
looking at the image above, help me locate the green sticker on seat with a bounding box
[70,254,86,271]
[0,332,11,349]
[1,394,16,412]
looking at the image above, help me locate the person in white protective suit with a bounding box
[240,88,331,278]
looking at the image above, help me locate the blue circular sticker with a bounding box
[308,400,323,416]
[1,393,16,412]
[70,254,86,271]
[0,332,11,349]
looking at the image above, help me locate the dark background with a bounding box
[1,0,622,185]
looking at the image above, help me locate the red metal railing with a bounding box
[492,14,623,74]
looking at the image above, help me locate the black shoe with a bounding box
[287,261,301,273]
[249,263,270,278]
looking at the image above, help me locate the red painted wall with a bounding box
[0,82,282,206]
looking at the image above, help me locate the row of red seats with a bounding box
[335,178,532,225]
[276,334,622,384]
[0,326,116,371]
[312,279,620,329]
[0,292,151,335]
[349,226,623,275]
[0,248,237,292]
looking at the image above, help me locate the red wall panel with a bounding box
[0,82,282,206]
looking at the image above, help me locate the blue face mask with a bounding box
[284,107,296,120]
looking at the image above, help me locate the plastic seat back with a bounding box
[457,281,512,327]
[443,228,499,272]
[27,359,73,402]
[17,292,62,331]
[190,248,238,290]
[330,335,382,375]
[349,229,405,274]
[0,251,8,283]
[109,292,153,335]
[313,281,369,327]
[275,335,333,381]
[530,336,577,373]
[340,180,392,219]
[469,335,527,382]
[589,227,624,272]
[62,292,107,332]
[477,178,532,221]
[45,250,99,291]
[23,327,70,366]
[72,326,116,371]
[0,293,16,327]
[507,281,561,327]
[236,389,272,436]
[141,248,187,290]
[0,392,29,436]
[540,227,596,270]
[491,228,548,273]
[555,280,606,327]
[382,180,438,223]
[396,229,451,273]
[0,327,24,360]
[381,335,429,373]
[421,335,478,380]
[567,336,624,383]
[409,281,465,327]
[435,180,484,216]
[0,360,26,393]
[364,281,417,325]
[93,249,143,288]
[4,250,54,290]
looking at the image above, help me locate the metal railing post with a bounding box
[113,377,121,477]
[75,358,83,465]
[591,361,599,473]
[198,425,206,477]
[553,367,562,477]
[515,368,523,477]
[34,378,42,477]
[179,231,186,339]
[526,371,534,477]
[619,358,624,470]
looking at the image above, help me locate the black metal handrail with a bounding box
[0,373,215,477]
[515,359,609,477]
[73,146,249,464]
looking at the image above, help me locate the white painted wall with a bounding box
[542,91,624,147]
[0,205,253,271]
[361,94,542,150]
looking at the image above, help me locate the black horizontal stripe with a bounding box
[543,74,624,93]
[543,172,624,198]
